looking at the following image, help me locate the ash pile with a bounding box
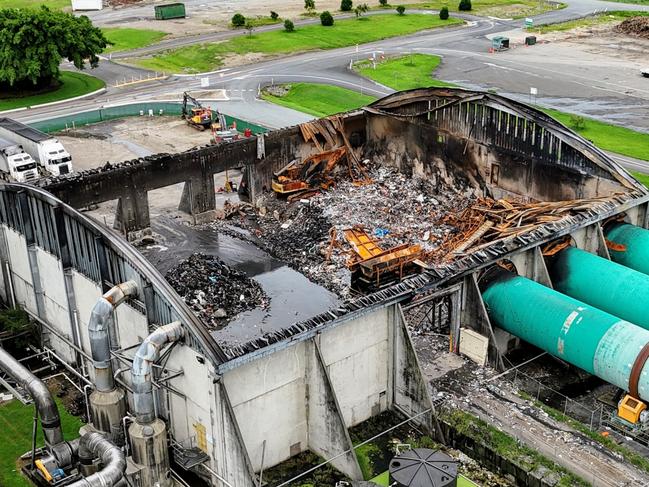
[218,164,477,296]
[165,253,269,328]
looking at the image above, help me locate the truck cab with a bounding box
[41,140,72,176]
[0,143,39,183]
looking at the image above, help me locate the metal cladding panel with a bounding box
[595,321,649,399]
[482,274,617,374]
[606,223,649,277]
[550,246,649,331]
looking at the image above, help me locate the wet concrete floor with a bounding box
[140,216,340,348]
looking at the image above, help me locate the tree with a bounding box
[396,5,405,14]
[232,13,246,26]
[379,0,389,6]
[305,0,316,13]
[355,3,369,16]
[341,0,353,11]
[320,10,334,25]
[270,11,279,20]
[439,6,449,19]
[284,19,295,31]
[245,21,254,36]
[570,115,586,130]
[0,7,107,89]
[458,0,472,10]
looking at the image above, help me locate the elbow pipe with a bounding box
[69,432,126,487]
[132,321,184,424]
[0,347,64,448]
[89,281,138,392]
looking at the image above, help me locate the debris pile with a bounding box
[429,196,619,262]
[165,253,269,328]
[615,16,649,39]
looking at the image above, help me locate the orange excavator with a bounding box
[182,92,217,131]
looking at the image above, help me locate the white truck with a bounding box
[0,118,73,177]
[0,138,39,183]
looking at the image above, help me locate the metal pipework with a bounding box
[605,222,649,276]
[89,281,138,392]
[132,321,184,424]
[0,347,65,448]
[480,268,649,401]
[547,245,649,331]
[68,432,126,487]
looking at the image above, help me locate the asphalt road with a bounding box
[9,0,649,173]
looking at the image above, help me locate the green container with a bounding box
[606,222,649,277]
[548,246,649,332]
[481,269,649,400]
[154,3,186,20]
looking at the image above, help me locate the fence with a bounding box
[29,101,269,135]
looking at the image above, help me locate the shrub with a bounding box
[270,10,279,20]
[320,10,334,25]
[355,2,369,16]
[396,5,405,14]
[570,115,586,130]
[341,0,353,10]
[284,19,295,31]
[458,0,472,10]
[231,13,246,26]
[245,21,254,36]
[305,0,316,11]
[379,0,388,5]
[439,6,449,19]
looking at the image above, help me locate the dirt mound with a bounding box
[165,253,269,328]
[615,16,649,39]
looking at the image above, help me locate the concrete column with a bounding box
[178,175,217,224]
[306,338,364,481]
[510,247,553,287]
[572,224,610,260]
[113,188,151,242]
[393,305,435,433]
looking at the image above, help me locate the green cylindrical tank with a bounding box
[605,222,649,276]
[480,269,649,401]
[547,246,649,331]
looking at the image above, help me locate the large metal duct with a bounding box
[89,281,138,392]
[547,245,649,331]
[480,268,649,401]
[69,432,126,487]
[129,321,184,487]
[131,321,184,424]
[605,222,649,276]
[0,346,74,464]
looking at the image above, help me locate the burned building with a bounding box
[0,88,648,486]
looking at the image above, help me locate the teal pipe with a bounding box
[547,246,649,331]
[606,222,649,277]
[481,270,649,401]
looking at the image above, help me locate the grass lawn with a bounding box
[355,53,455,90]
[543,108,649,162]
[402,0,566,18]
[0,399,84,487]
[0,72,105,112]
[262,83,376,117]
[0,0,69,8]
[133,14,463,74]
[529,10,649,33]
[103,28,168,53]
[371,470,479,486]
[602,0,649,4]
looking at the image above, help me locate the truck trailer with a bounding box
[0,138,39,183]
[0,118,72,176]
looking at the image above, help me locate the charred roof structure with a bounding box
[1,88,648,486]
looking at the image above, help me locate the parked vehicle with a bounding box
[0,137,39,183]
[0,118,73,177]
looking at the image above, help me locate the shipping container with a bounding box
[154,3,186,20]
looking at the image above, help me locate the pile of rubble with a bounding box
[165,253,269,328]
[616,16,649,39]
[216,164,477,295]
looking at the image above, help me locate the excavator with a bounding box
[182,92,226,131]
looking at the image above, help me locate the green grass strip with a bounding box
[403,0,566,19]
[133,14,463,74]
[262,83,377,117]
[355,53,455,90]
[529,10,649,33]
[0,399,84,487]
[103,28,168,53]
[0,72,105,112]
[0,0,69,9]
